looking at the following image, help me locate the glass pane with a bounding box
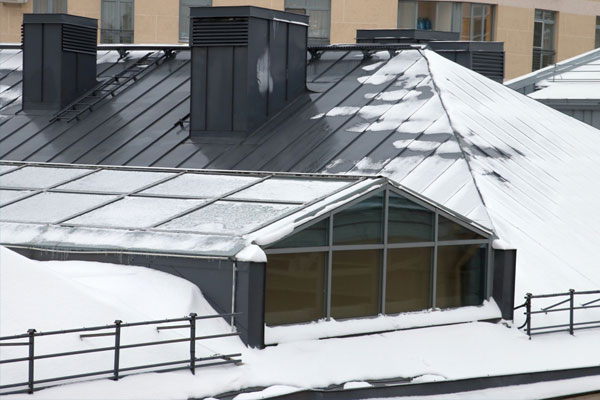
[386,247,432,313]
[542,23,554,50]
[308,9,330,41]
[57,170,175,193]
[483,5,493,41]
[436,245,486,308]
[66,197,203,228]
[543,10,555,22]
[180,4,191,40]
[471,4,483,41]
[333,192,384,245]
[158,201,295,234]
[388,193,434,243]
[265,252,327,325]
[331,250,381,319]
[285,7,306,15]
[269,219,328,249]
[0,167,93,189]
[120,1,133,32]
[0,190,35,207]
[461,3,471,40]
[438,215,485,241]
[436,2,453,32]
[142,174,260,198]
[0,193,114,223]
[101,0,118,31]
[229,178,349,203]
[397,0,417,29]
[417,1,435,30]
[533,22,542,48]
[596,17,600,49]
[451,2,462,33]
[532,49,541,70]
[535,9,543,20]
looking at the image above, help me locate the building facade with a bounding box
[1,0,600,79]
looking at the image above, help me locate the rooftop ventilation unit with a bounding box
[22,14,98,112]
[189,6,308,139]
[356,29,505,82]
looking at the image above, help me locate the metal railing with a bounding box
[0,312,242,395]
[515,289,600,338]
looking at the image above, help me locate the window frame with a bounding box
[33,0,67,13]
[265,184,493,325]
[100,0,135,44]
[179,0,213,43]
[285,0,331,45]
[532,9,557,71]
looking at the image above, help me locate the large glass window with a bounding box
[285,0,331,45]
[386,247,432,313]
[179,0,212,42]
[331,250,381,319]
[595,16,600,49]
[101,0,134,44]
[436,244,486,308]
[532,9,556,71]
[33,0,67,13]
[333,192,384,245]
[397,1,493,40]
[265,252,327,325]
[265,187,490,326]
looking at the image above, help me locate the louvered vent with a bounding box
[472,52,505,83]
[62,24,97,55]
[191,17,249,46]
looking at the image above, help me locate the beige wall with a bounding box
[555,12,597,62]
[134,0,179,43]
[494,5,535,80]
[330,0,397,44]
[0,1,32,43]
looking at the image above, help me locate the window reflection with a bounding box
[436,245,485,308]
[333,192,384,245]
[265,252,327,325]
[386,247,432,313]
[388,193,434,243]
[331,250,381,319]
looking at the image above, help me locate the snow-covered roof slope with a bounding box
[505,48,600,99]
[422,49,600,298]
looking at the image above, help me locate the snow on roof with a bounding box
[505,48,600,99]
[2,45,600,300]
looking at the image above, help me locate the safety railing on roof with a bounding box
[0,312,242,395]
[515,289,600,339]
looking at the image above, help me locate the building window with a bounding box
[285,0,331,45]
[532,9,556,71]
[594,17,600,49]
[33,0,67,13]
[101,0,134,44]
[265,187,491,326]
[397,1,493,40]
[179,0,212,42]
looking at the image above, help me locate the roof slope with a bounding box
[2,46,600,298]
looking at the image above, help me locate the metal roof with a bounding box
[0,160,492,258]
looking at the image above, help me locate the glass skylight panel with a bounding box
[0,165,19,175]
[0,166,93,189]
[141,174,260,198]
[65,197,204,228]
[0,189,34,206]
[0,192,114,223]
[438,215,486,241]
[228,178,351,203]
[57,170,175,193]
[159,201,296,234]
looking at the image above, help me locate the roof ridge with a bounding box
[418,49,496,235]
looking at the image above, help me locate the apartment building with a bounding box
[1,0,600,79]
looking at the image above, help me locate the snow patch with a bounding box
[235,244,267,263]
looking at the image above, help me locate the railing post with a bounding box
[189,313,197,375]
[113,320,122,381]
[525,293,532,339]
[569,289,575,335]
[27,329,36,394]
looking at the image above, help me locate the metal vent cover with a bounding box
[472,51,505,82]
[191,17,249,46]
[62,24,97,55]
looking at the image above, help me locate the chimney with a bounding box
[22,14,98,112]
[189,6,308,138]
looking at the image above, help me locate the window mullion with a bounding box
[326,215,333,320]
[432,211,439,309]
[381,188,389,315]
